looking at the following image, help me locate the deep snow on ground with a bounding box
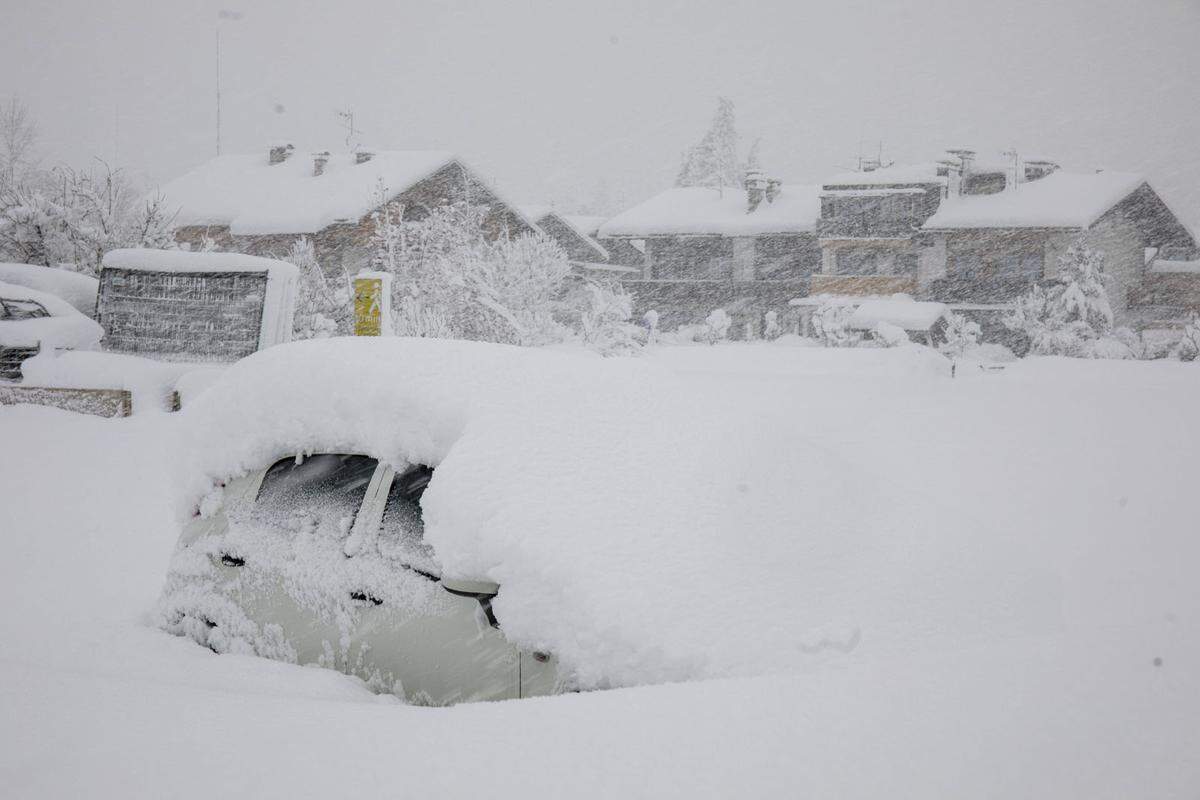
[1,343,1198,798]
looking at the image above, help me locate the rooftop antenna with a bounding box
[336,109,363,149]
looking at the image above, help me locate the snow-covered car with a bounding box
[0,280,102,381]
[0,262,99,317]
[161,450,559,704]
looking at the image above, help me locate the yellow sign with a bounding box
[353,276,383,336]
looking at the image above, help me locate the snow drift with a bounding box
[175,337,1052,689]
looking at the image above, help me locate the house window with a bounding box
[951,253,985,279]
[837,248,878,275]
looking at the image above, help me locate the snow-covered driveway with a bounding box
[1,343,1197,798]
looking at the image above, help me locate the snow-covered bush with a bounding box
[1172,313,1200,362]
[286,237,350,340]
[811,302,861,347]
[763,310,781,340]
[579,281,642,356]
[1005,239,1115,357]
[871,321,909,348]
[939,312,982,358]
[701,308,731,345]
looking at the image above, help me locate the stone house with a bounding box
[596,180,822,334]
[161,145,538,276]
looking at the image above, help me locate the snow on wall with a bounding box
[0,263,99,316]
[174,337,1049,690]
[157,150,456,235]
[598,185,821,238]
[924,171,1145,230]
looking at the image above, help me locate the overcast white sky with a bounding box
[4,0,1200,223]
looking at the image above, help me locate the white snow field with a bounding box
[1,340,1198,798]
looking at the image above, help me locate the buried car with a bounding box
[0,280,102,381]
[159,448,560,704]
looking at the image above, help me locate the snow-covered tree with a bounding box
[676,97,742,189]
[763,310,781,340]
[0,162,178,275]
[371,201,573,346]
[286,236,349,340]
[1172,313,1200,362]
[1005,238,1114,357]
[0,97,38,186]
[579,281,641,356]
[701,308,732,345]
[939,311,981,358]
[811,302,860,347]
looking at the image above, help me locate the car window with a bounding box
[1,298,51,320]
[378,464,439,578]
[253,453,379,534]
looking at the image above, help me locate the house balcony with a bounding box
[815,218,920,240]
[810,275,916,296]
[922,276,1040,305]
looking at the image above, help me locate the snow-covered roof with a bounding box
[1150,258,1200,274]
[159,150,462,235]
[564,215,608,237]
[846,298,950,331]
[519,206,609,261]
[598,185,821,238]
[822,163,946,188]
[923,171,1146,230]
[0,263,98,316]
[102,249,298,280]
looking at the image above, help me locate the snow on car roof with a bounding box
[0,279,102,350]
[846,297,950,331]
[923,171,1145,230]
[598,185,821,238]
[0,263,99,316]
[0,279,85,319]
[102,248,299,281]
[158,150,459,235]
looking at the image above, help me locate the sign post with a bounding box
[353,271,392,337]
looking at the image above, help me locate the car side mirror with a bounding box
[441,578,500,598]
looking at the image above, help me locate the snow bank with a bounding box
[0,263,99,316]
[20,350,223,412]
[176,337,1044,689]
[925,171,1145,229]
[599,185,820,237]
[0,280,103,350]
[847,297,949,331]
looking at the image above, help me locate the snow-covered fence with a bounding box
[0,385,132,417]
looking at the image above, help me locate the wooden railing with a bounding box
[810,275,916,296]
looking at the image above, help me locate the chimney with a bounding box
[312,151,330,177]
[744,168,766,213]
[765,177,782,204]
[269,142,295,165]
[355,147,375,165]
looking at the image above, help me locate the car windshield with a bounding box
[0,298,50,320]
[251,453,378,537]
[378,463,439,578]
